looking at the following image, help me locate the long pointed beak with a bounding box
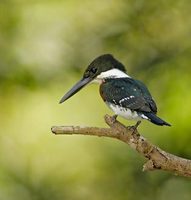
[59,77,92,104]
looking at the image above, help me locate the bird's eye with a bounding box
[91,67,97,74]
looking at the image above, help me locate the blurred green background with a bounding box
[0,0,191,199]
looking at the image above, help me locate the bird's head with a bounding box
[59,54,127,103]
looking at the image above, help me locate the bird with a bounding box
[59,54,171,127]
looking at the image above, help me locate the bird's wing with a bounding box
[100,78,157,113]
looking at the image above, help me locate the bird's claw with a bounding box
[128,121,141,134]
[111,115,118,123]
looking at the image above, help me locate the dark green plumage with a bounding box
[100,78,157,113]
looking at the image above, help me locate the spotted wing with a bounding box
[100,78,157,113]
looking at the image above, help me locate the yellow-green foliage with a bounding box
[0,0,191,199]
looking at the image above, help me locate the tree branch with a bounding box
[51,114,191,178]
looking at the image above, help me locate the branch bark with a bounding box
[51,114,191,178]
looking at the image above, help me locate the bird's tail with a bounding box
[143,112,171,126]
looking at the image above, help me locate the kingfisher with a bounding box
[59,54,171,127]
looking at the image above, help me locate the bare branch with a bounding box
[51,114,191,178]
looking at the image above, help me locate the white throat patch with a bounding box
[96,68,130,80]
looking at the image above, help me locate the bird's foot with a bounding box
[128,121,141,134]
[110,115,118,123]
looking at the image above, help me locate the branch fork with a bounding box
[51,114,191,178]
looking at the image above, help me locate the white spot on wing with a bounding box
[119,96,134,105]
[141,114,148,119]
[113,99,117,105]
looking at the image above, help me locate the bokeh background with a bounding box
[0,0,191,199]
